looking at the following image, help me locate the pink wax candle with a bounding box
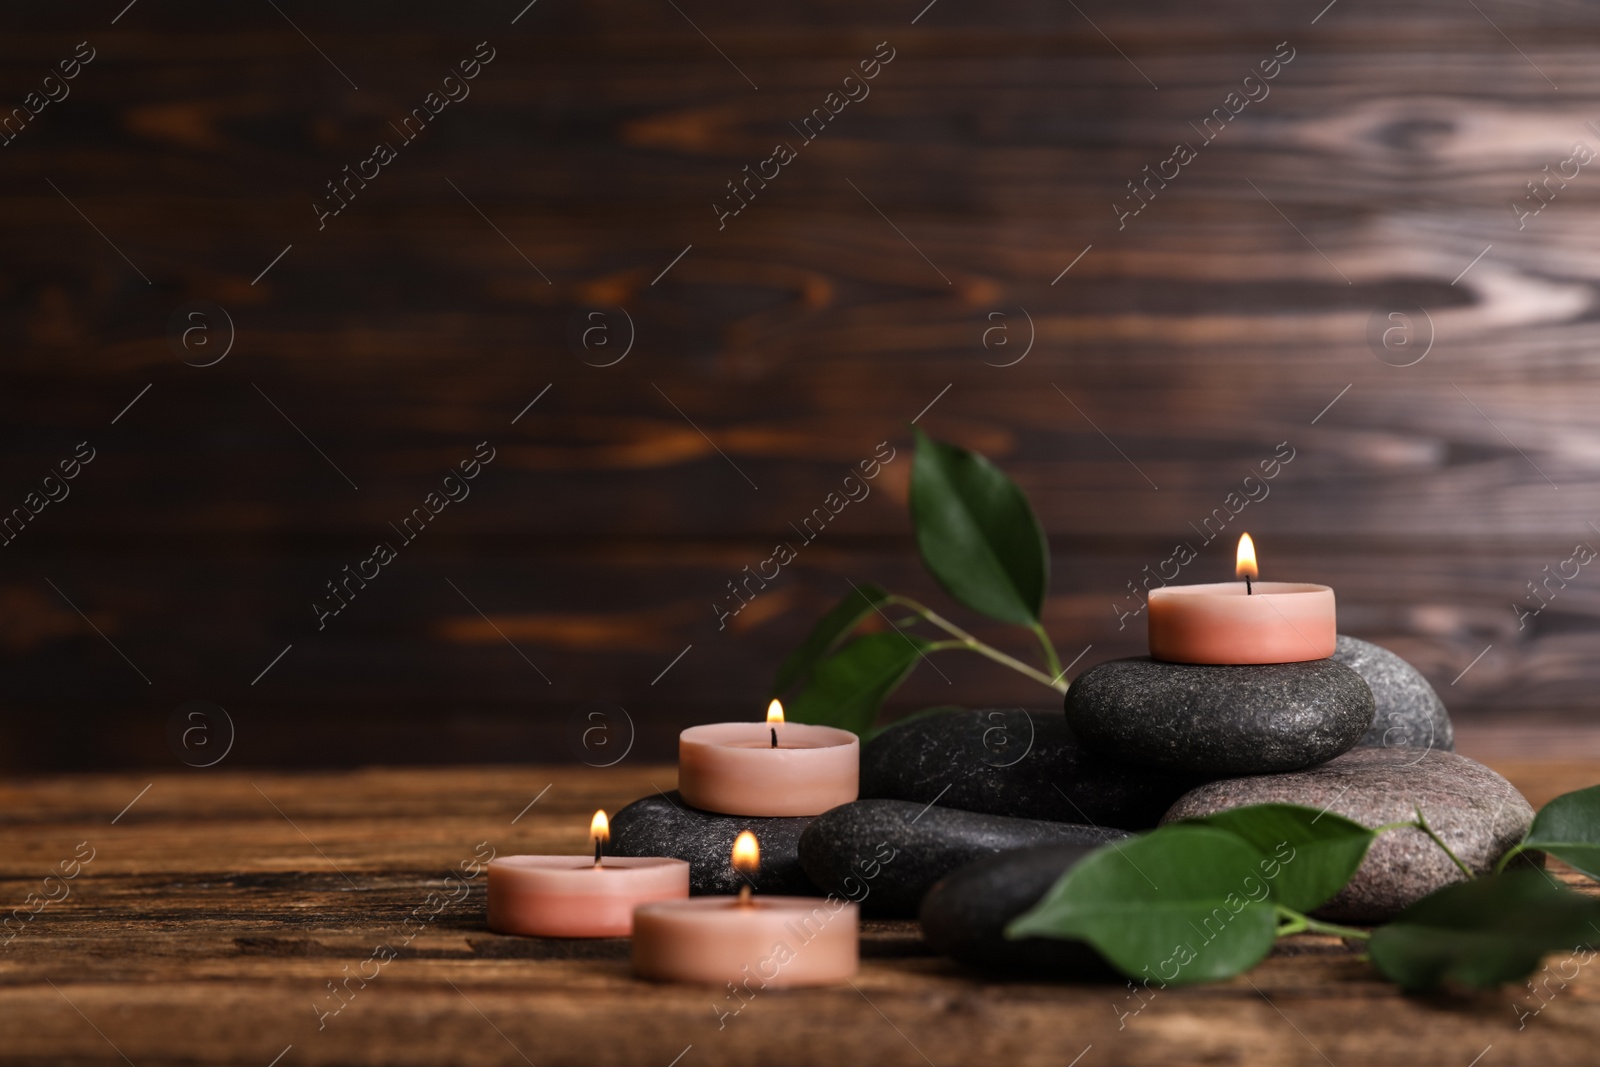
[632,832,858,986]
[1146,534,1336,665]
[678,701,859,818]
[487,811,689,938]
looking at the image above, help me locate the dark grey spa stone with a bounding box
[862,707,1203,830]
[1332,635,1454,754]
[920,843,1116,978]
[798,799,1129,918]
[1064,657,1374,776]
[609,791,817,896]
[1162,747,1538,923]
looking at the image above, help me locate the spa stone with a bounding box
[862,707,1202,830]
[1065,657,1373,777]
[610,791,818,896]
[799,799,1128,917]
[1163,748,1537,922]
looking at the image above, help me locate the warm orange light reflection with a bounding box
[1236,533,1259,580]
[590,809,610,844]
[732,830,760,876]
[766,699,784,724]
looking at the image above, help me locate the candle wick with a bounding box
[737,884,753,907]
[770,726,777,749]
[1246,574,1253,596]
[593,836,603,868]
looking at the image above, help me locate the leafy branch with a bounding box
[1005,787,1600,993]
[774,429,1063,735]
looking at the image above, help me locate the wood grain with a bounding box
[5,2,1600,768]
[1,761,1597,1066]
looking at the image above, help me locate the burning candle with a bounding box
[1146,534,1336,664]
[487,810,690,938]
[678,700,859,817]
[632,831,858,986]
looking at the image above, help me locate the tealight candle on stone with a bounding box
[487,810,689,938]
[678,701,859,818]
[632,831,858,987]
[1147,533,1336,665]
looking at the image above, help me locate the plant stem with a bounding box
[1275,905,1370,941]
[1030,621,1065,683]
[1494,843,1528,875]
[1414,806,1475,880]
[1301,917,1372,941]
[887,596,1068,693]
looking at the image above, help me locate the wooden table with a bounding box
[2,761,1597,1066]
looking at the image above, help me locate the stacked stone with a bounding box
[606,631,1532,979]
[916,637,1536,973]
[817,635,1530,975]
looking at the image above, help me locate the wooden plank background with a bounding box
[4,0,1600,770]
[2,763,1597,1067]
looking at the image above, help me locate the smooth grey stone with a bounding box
[1064,657,1373,776]
[1333,635,1454,754]
[863,707,1202,830]
[798,799,1129,917]
[920,843,1117,977]
[609,791,817,896]
[1162,748,1538,923]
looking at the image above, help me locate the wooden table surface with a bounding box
[1,759,1596,1067]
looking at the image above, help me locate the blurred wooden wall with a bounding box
[4,0,1599,771]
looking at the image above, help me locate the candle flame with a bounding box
[731,830,760,876]
[590,809,610,844]
[1236,533,1259,580]
[766,699,784,724]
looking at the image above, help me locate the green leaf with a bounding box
[771,582,889,696]
[785,631,933,736]
[1369,870,1600,992]
[909,428,1049,626]
[1520,784,1600,880]
[1005,825,1279,985]
[864,705,964,743]
[1184,804,1376,913]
